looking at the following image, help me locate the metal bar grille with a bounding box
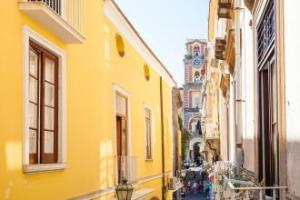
[257,0,275,63]
[28,0,61,15]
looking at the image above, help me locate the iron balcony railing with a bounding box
[213,161,287,200]
[25,0,83,34]
[257,0,275,64]
[28,0,62,15]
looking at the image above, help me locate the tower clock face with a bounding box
[192,57,202,68]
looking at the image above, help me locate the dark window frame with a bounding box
[256,0,279,194]
[145,108,152,160]
[29,40,59,164]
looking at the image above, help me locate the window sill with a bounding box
[145,158,154,161]
[23,163,66,173]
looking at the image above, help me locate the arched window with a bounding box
[194,71,200,83]
[193,46,200,57]
[191,121,197,132]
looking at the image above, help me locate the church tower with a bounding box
[183,39,207,161]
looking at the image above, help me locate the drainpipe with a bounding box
[235,0,242,163]
[229,72,236,163]
[160,76,166,200]
[230,0,242,163]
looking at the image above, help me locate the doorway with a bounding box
[115,92,128,183]
[256,0,279,195]
[258,54,279,195]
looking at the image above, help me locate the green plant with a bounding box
[181,130,190,160]
[184,54,192,60]
[178,115,183,131]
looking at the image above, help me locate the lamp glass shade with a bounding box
[116,179,134,200]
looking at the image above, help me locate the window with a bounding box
[257,0,275,64]
[256,0,279,193]
[145,107,153,160]
[191,92,201,108]
[194,71,200,83]
[191,121,197,133]
[115,92,129,183]
[193,46,200,57]
[23,27,66,172]
[29,40,59,164]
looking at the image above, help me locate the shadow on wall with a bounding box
[286,140,300,198]
[242,138,300,199]
[243,138,255,172]
[99,140,115,188]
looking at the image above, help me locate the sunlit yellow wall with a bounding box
[0,0,175,200]
[104,16,175,188]
[208,0,218,41]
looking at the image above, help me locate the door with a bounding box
[116,116,127,158]
[258,56,279,196]
[116,116,127,183]
[115,92,128,183]
[256,0,278,195]
[116,117,128,183]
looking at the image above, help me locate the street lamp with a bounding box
[115,179,134,200]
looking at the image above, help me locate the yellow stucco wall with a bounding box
[208,0,218,41]
[0,1,176,199]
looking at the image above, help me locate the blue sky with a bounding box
[115,0,209,86]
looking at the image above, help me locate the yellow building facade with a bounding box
[0,0,179,199]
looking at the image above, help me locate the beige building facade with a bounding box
[205,0,300,199]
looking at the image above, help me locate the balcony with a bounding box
[19,0,85,43]
[184,107,200,113]
[215,38,226,60]
[218,0,232,19]
[116,156,138,184]
[213,161,287,199]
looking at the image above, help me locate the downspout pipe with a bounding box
[230,0,242,163]
[235,0,242,163]
[160,76,166,200]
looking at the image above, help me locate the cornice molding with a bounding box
[103,0,176,88]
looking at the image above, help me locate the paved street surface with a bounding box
[184,192,209,200]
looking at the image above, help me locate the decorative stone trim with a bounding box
[103,0,176,87]
[69,171,172,200]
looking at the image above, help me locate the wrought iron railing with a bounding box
[257,0,275,64]
[213,161,287,200]
[28,0,61,15]
[25,0,83,34]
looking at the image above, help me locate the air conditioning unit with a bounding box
[168,177,178,190]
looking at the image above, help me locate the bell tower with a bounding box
[182,39,207,161]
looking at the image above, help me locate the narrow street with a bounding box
[2,0,300,199]
[185,193,208,200]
